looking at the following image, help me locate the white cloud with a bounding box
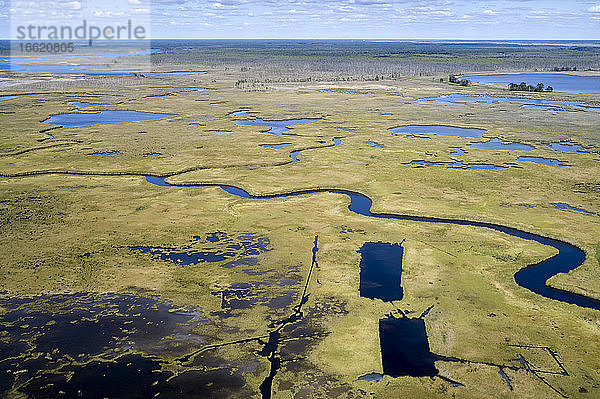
[588,5,600,12]
[483,9,496,15]
[51,1,81,10]
[128,0,142,4]
[131,7,150,14]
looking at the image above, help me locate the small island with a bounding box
[508,81,554,92]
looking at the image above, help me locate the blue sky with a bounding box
[3,0,600,39]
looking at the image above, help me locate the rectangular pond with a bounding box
[358,242,404,302]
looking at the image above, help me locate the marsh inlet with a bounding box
[358,242,404,302]
[463,73,600,94]
[42,110,175,127]
[379,317,438,377]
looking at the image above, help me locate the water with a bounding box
[379,317,438,377]
[42,110,175,127]
[367,141,384,147]
[420,93,586,109]
[205,130,232,133]
[146,153,162,157]
[229,110,258,117]
[260,143,292,149]
[552,203,595,216]
[357,373,384,382]
[148,93,175,98]
[333,138,342,146]
[406,160,507,170]
[131,231,271,268]
[143,176,598,310]
[547,142,587,153]
[389,125,485,139]
[69,101,107,108]
[0,93,35,101]
[131,246,235,265]
[320,89,375,95]
[155,87,213,92]
[467,138,534,151]
[232,117,322,136]
[517,156,568,167]
[139,179,596,311]
[450,147,465,156]
[88,151,119,156]
[290,151,300,163]
[0,293,213,397]
[463,74,600,95]
[358,242,404,302]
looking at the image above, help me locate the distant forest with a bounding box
[146,40,600,84]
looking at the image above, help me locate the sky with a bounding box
[2,0,600,40]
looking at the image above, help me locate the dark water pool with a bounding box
[131,231,271,268]
[358,242,404,302]
[379,317,438,377]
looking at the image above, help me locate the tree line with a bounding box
[508,82,553,92]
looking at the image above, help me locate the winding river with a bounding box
[143,176,599,312]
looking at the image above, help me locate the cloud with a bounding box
[483,9,497,15]
[51,1,82,10]
[128,0,142,4]
[588,5,600,12]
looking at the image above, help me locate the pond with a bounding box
[0,292,218,397]
[467,138,534,151]
[419,93,586,109]
[131,231,271,269]
[69,101,107,108]
[379,317,438,377]
[88,151,119,156]
[450,147,465,156]
[232,117,322,136]
[42,110,175,127]
[358,242,404,302]
[462,73,600,95]
[260,143,293,149]
[0,93,36,101]
[406,160,507,170]
[547,142,587,153]
[517,156,568,167]
[389,125,485,139]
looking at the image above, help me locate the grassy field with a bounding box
[1,42,599,398]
